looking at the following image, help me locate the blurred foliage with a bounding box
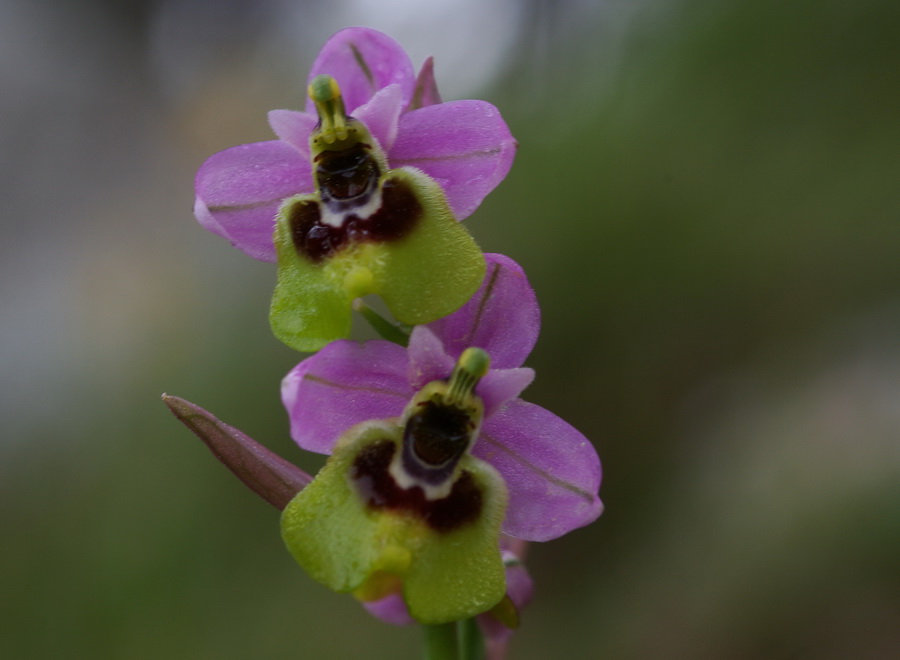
[1,0,898,658]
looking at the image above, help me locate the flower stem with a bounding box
[353,299,410,346]
[457,618,485,660]
[422,623,458,660]
[422,619,485,660]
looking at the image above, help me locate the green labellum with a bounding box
[280,420,508,624]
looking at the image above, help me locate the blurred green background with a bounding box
[2,0,898,658]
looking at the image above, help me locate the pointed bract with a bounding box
[163,394,311,509]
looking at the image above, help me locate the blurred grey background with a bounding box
[1,0,898,658]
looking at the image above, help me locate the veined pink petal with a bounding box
[282,340,411,454]
[193,198,280,262]
[267,109,317,155]
[352,84,403,152]
[475,400,603,542]
[427,254,539,369]
[194,140,313,262]
[306,27,415,115]
[390,100,517,220]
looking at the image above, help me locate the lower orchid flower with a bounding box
[164,254,601,635]
[282,253,603,543]
[164,392,532,636]
[277,254,601,623]
[281,347,510,624]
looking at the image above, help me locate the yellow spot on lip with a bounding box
[343,266,375,298]
[378,544,413,573]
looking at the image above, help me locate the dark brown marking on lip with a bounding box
[351,440,483,534]
[288,176,424,263]
[349,177,421,243]
[287,200,344,263]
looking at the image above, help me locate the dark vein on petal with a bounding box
[303,373,408,398]
[349,43,376,92]
[207,199,280,213]
[479,431,595,502]
[463,262,500,346]
[394,147,503,163]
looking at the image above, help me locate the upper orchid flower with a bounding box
[194,27,515,261]
[193,27,517,352]
[281,253,603,543]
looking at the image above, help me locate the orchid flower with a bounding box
[280,346,510,624]
[164,393,532,635]
[193,27,517,352]
[176,24,602,655]
[282,253,603,544]
[167,254,600,626]
[277,253,601,624]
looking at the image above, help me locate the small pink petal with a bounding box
[475,400,603,542]
[282,340,411,454]
[267,109,317,155]
[306,27,415,115]
[390,100,517,220]
[478,367,535,418]
[406,326,456,392]
[362,593,415,626]
[352,84,403,152]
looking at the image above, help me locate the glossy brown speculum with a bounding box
[399,398,476,486]
[315,143,380,202]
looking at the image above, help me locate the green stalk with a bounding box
[457,618,486,660]
[353,299,410,346]
[423,623,458,660]
[422,619,485,660]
